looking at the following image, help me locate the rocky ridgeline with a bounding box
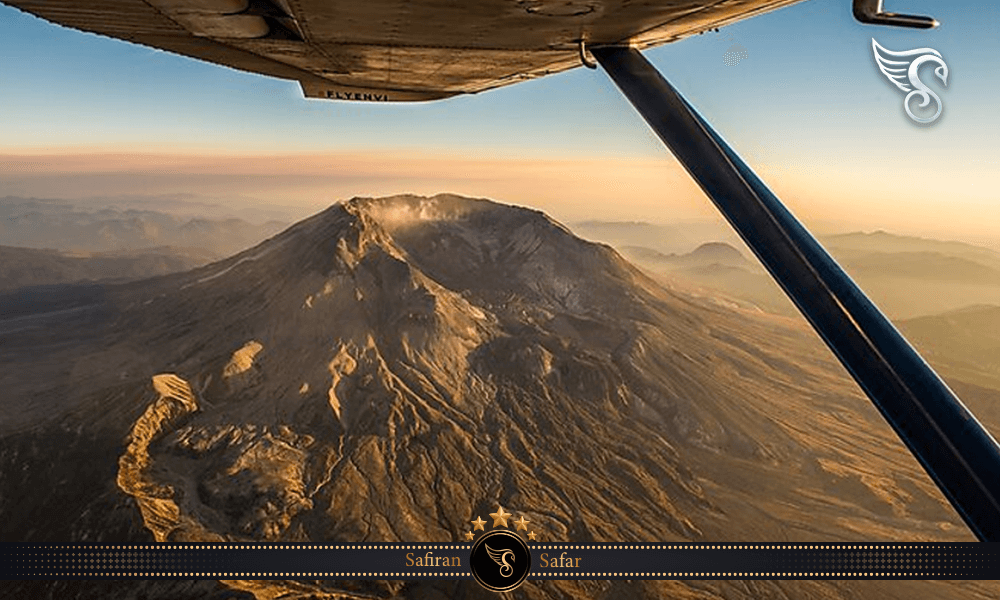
[116,374,203,542]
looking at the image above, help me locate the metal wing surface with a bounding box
[2,0,805,101]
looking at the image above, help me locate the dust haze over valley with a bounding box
[2,193,999,600]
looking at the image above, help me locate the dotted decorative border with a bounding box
[5,543,990,579]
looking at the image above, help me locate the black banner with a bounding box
[3,543,999,580]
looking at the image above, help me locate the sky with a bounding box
[1,0,998,244]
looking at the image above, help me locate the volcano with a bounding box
[0,194,992,600]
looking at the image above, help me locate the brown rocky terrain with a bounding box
[0,194,996,600]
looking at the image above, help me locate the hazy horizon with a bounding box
[4,185,998,254]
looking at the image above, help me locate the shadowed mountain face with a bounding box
[0,245,218,292]
[0,195,994,600]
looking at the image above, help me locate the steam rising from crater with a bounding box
[352,193,496,232]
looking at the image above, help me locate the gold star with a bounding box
[464,531,475,541]
[527,531,537,541]
[513,515,530,531]
[490,506,511,528]
[471,516,486,531]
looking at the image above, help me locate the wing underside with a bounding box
[3,0,805,101]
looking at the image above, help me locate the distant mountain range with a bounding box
[572,219,742,256]
[620,242,749,269]
[1,194,992,600]
[582,222,1000,320]
[1,195,288,257]
[823,230,1000,262]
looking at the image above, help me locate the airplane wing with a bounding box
[1,0,804,101]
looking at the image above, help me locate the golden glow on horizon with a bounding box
[767,159,999,242]
[0,148,995,243]
[0,149,713,223]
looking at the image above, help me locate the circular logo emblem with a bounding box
[469,530,531,592]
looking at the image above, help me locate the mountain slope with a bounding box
[0,194,993,600]
[900,305,1000,386]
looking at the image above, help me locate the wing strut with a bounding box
[592,45,1000,542]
